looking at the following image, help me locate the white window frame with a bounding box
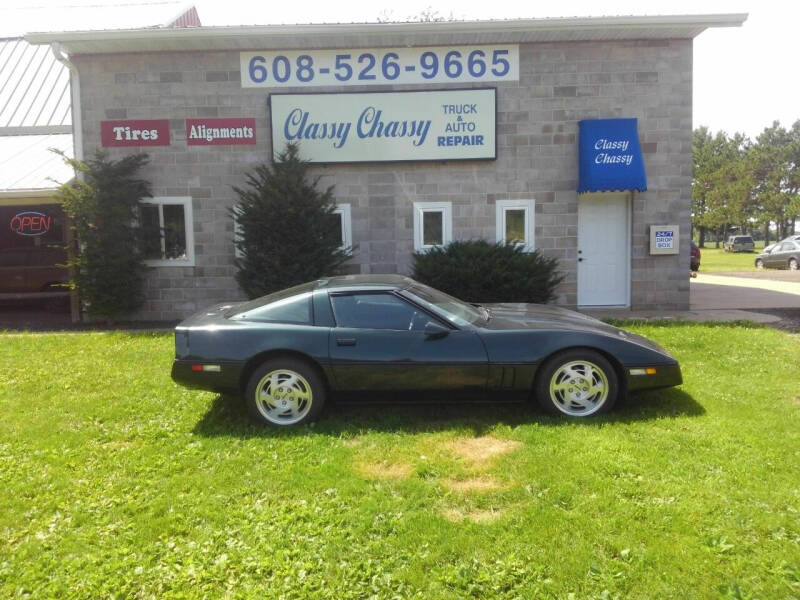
[413,201,452,252]
[141,196,195,267]
[495,199,535,251]
[234,204,351,257]
[233,212,244,259]
[332,203,352,251]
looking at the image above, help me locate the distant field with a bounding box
[697,241,765,273]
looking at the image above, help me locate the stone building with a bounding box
[27,14,746,320]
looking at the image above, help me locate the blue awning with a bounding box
[578,118,647,194]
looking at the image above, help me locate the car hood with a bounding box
[483,303,672,355]
[483,303,619,333]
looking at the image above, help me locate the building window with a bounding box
[331,203,352,251]
[413,201,452,252]
[140,196,195,267]
[495,199,535,250]
[233,204,351,258]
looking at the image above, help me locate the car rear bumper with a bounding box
[171,359,242,394]
[625,363,682,392]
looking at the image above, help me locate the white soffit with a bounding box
[25,14,747,55]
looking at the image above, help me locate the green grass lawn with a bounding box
[698,244,765,273]
[1,325,799,599]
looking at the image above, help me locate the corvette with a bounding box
[171,275,681,426]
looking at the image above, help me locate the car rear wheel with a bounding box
[755,259,764,269]
[790,258,799,271]
[245,358,325,427]
[535,349,618,418]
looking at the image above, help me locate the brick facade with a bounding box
[74,37,692,320]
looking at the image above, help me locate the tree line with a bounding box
[693,121,800,246]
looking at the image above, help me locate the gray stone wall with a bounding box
[74,37,692,320]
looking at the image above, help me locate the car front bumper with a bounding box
[625,363,682,392]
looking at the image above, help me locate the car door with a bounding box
[327,291,488,392]
[768,242,791,267]
[777,241,797,267]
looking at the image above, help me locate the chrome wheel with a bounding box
[548,360,609,417]
[790,258,798,271]
[253,369,313,425]
[755,259,764,269]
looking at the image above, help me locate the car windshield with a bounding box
[402,283,486,327]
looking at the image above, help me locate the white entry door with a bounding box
[577,194,630,306]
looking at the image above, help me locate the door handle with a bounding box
[336,338,356,346]
[578,258,584,262]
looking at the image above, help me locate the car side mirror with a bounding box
[424,321,450,339]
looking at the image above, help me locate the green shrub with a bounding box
[232,143,352,298]
[56,150,151,322]
[411,240,564,304]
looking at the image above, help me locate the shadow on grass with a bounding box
[192,388,704,439]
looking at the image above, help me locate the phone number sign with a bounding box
[241,45,518,88]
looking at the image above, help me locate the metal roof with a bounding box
[0,133,73,191]
[2,2,199,38]
[0,38,71,130]
[25,13,747,55]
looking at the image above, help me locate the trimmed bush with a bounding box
[411,240,564,304]
[232,143,352,298]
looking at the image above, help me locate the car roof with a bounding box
[314,274,415,291]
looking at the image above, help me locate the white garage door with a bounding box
[577,194,630,307]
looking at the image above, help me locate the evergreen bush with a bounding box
[411,240,564,304]
[56,150,151,322]
[232,143,352,298]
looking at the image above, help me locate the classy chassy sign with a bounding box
[270,89,496,163]
[186,118,256,145]
[242,46,518,88]
[101,119,170,147]
[577,118,647,194]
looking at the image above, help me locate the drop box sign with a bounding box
[269,89,496,163]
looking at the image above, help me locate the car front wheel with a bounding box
[245,358,325,427]
[755,259,764,269]
[535,349,618,418]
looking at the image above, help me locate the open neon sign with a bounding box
[10,211,51,236]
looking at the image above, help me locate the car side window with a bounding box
[232,291,312,324]
[780,242,794,251]
[330,293,429,331]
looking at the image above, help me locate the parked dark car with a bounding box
[171,275,682,427]
[0,246,68,294]
[755,239,800,270]
[723,235,755,252]
[690,241,701,272]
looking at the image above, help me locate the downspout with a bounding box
[50,42,83,323]
[50,42,82,161]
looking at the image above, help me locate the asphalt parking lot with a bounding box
[690,271,800,310]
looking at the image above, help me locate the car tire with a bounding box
[534,349,618,418]
[245,357,325,427]
[755,259,764,269]
[789,258,799,271]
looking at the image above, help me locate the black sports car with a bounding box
[172,275,682,426]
